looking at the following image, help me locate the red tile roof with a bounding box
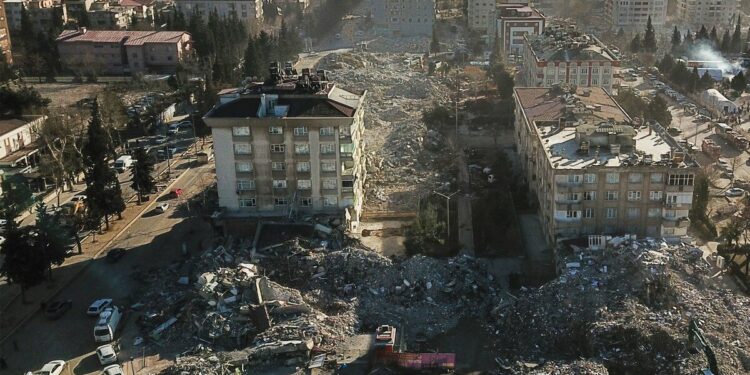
[57,30,189,45]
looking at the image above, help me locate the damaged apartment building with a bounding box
[514,86,699,244]
[204,63,367,227]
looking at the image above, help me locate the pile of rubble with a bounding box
[491,237,750,374]
[321,52,455,211]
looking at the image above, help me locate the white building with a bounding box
[468,0,496,33]
[385,0,435,36]
[604,0,667,31]
[174,0,262,26]
[677,0,740,30]
[0,116,45,171]
[495,3,546,55]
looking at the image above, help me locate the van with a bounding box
[94,306,122,342]
[114,156,134,173]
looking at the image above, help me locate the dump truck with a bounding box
[701,139,722,160]
[714,123,749,150]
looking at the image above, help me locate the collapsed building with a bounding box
[514,86,699,244]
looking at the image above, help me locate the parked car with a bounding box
[155,203,170,213]
[177,120,192,129]
[0,218,6,233]
[96,344,118,365]
[105,248,126,263]
[87,298,113,316]
[153,136,169,145]
[44,299,72,320]
[725,188,746,197]
[71,193,87,202]
[169,189,183,198]
[157,147,178,159]
[167,124,179,135]
[25,360,66,375]
[102,364,124,375]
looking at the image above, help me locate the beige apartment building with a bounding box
[677,0,740,30]
[522,27,620,91]
[56,29,191,74]
[604,0,667,31]
[385,0,435,36]
[514,86,699,243]
[4,0,68,33]
[175,0,262,27]
[0,0,11,62]
[468,0,496,33]
[204,66,367,226]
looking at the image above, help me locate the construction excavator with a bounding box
[688,319,720,375]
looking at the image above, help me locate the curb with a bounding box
[0,163,193,345]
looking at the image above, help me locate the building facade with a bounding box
[385,0,435,36]
[56,29,192,74]
[174,0,262,27]
[468,0,496,33]
[677,0,740,30]
[495,3,545,55]
[0,116,46,171]
[522,28,620,91]
[89,2,133,29]
[205,66,367,226]
[514,86,698,243]
[604,0,667,31]
[4,0,67,32]
[0,0,11,62]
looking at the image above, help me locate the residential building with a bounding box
[385,0,435,36]
[677,0,740,30]
[514,86,698,243]
[204,64,368,226]
[89,2,133,29]
[174,0,262,27]
[604,0,667,31]
[0,116,45,172]
[56,28,192,74]
[0,0,11,62]
[368,0,387,27]
[468,0,496,33]
[495,2,545,55]
[4,0,67,32]
[64,0,95,16]
[522,27,620,91]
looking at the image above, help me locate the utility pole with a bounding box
[165,144,172,178]
[433,190,459,245]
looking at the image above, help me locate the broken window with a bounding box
[239,198,256,207]
[272,180,287,189]
[294,143,310,154]
[272,162,286,171]
[274,197,288,206]
[583,191,596,201]
[605,191,618,201]
[300,197,312,207]
[323,196,338,206]
[297,162,311,172]
[270,144,285,153]
[668,174,694,186]
[297,180,311,190]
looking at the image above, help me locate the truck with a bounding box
[94,306,122,343]
[114,155,134,173]
[714,123,749,150]
[701,139,722,160]
[196,150,213,164]
[57,200,87,230]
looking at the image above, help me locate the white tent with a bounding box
[700,89,738,115]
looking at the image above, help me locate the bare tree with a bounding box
[35,110,88,199]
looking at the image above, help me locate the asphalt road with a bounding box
[1,162,216,375]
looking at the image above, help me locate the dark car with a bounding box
[105,248,126,263]
[44,300,72,320]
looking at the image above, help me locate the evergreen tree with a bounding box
[78,9,91,28]
[616,28,625,39]
[34,202,73,277]
[731,71,747,92]
[490,35,503,65]
[731,16,743,52]
[0,174,34,219]
[243,36,262,79]
[430,26,440,53]
[630,33,642,53]
[688,67,700,92]
[699,71,715,90]
[709,26,719,47]
[657,54,674,74]
[684,29,694,45]
[721,29,731,52]
[696,25,709,40]
[131,147,155,203]
[643,16,657,52]
[671,26,682,53]
[0,225,45,302]
[645,96,672,126]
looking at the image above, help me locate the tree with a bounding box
[0,226,46,303]
[688,67,700,92]
[131,147,155,203]
[630,33,642,53]
[671,26,682,53]
[0,174,34,219]
[37,110,87,195]
[616,28,625,40]
[489,63,515,100]
[657,54,674,75]
[643,16,657,52]
[684,29,694,45]
[696,25,709,40]
[699,71,715,90]
[242,36,263,79]
[645,95,672,127]
[0,85,50,116]
[731,16,743,53]
[34,202,73,277]
[78,9,91,28]
[731,71,747,92]
[720,29,731,52]
[709,26,719,47]
[0,47,13,83]
[430,26,440,53]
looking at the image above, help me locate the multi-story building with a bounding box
[56,28,192,74]
[65,0,95,17]
[468,0,497,33]
[0,0,11,62]
[522,27,620,91]
[514,86,698,243]
[385,0,435,36]
[4,0,67,32]
[495,2,545,55]
[677,0,740,30]
[0,115,46,172]
[89,2,133,29]
[174,0,262,27]
[204,65,368,226]
[604,0,667,31]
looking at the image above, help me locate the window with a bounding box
[668,174,694,186]
[323,196,338,206]
[650,173,664,183]
[294,143,310,155]
[648,208,661,218]
[239,198,256,207]
[649,191,663,201]
[583,191,596,201]
[565,193,580,201]
[235,162,252,172]
[322,179,337,190]
[274,197,288,206]
[566,210,579,218]
[583,208,594,218]
[628,173,643,183]
[271,162,286,171]
[297,162,311,173]
[300,197,312,207]
[605,208,617,219]
[627,191,642,201]
[320,143,335,154]
[294,126,308,136]
[567,174,581,183]
[269,126,283,134]
[584,173,597,183]
[605,191,618,201]
[342,180,354,189]
[297,180,312,190]
[237,180,255,191]
[320,127,335,136]
[272,180,287,189]
[627,208,640,218]
[270,144,285,153]
[321,161,336,172]
[233,126,250,136]
[665,194,678,204]
[234,143,251,154]
[606,173,620,184]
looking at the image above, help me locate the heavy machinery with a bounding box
[688,319,720,375]
[56,200,87,230]
[701,139,721,160]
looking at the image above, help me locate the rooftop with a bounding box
[56,29,189,45]
[525,28,618,63]
[515,87,695,170]
[0,117,37,137]
[497,3,545,19]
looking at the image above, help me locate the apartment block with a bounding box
[677,0,740,30]
[56,29,192,74]
[204,64,367,226]
[89,2,133,29]
[0,0,11,62]
[4,0,68,32]
[174,0,262,27]
[468,0,496,33]
[604,0,667,31]
[495,3,545,55]
[0,116,46,171]
[514,86,698,243]
[385,0,435,36]
[522,27,620,91]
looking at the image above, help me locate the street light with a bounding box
[432,190,459,245]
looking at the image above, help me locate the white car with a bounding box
[155,203,170,213]
[725,188,746,197]
[96,344,118,365]
[26,360,66,375]
[103,364,124,375]
[87,298,113,316]
[0,236,5,246]
[71,194,87,202]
